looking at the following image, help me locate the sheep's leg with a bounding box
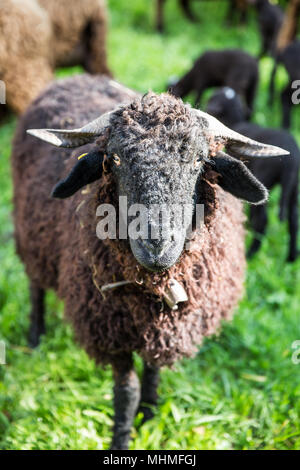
[82,9,111,76]
[245,77,258,116]
[110,355,140,450]
[28,284,45,348]
[0,105,10,123]
[156,0,166,33]
[239,7,247,25]
[281,83,292,129]
[194,85,206,108]
[268,60,278,106]
[258,37,269,59]
[180,0,197,22]
[225,0,235,26]
[279,173,294,222]
[247,205,268,258]
[138,363,160,424]
[287,186,298,262]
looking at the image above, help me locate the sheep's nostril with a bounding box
[137,238,172,256]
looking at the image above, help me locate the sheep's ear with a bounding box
[51,150,104,199]
[210,151,268,205]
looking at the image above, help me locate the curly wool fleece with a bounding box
[12,75,246,367]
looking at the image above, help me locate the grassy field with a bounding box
[0,0,299,450]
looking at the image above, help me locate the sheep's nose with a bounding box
[138,238,172,257]
[129,233,185,272]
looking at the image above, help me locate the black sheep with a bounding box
[12,75,287,449]
[169,49,259,113]
[206,87,299,261]
[250,0,284,58]
[269,39,300,129]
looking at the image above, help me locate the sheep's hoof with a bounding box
[246,250,255,260]
[138,405,155,425]
[110,440,129,450]
[110,445,128,450]
[0,105,10,123]
[28,328,45,349]
[287,252,298,263]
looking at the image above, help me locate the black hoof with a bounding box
[287,253,298,263]
[28,327,45,348]
[137,404,155,425]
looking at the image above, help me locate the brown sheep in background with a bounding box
[0,0,110,117]
[12,74,288,449]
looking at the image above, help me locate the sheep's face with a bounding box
[206,88,247,128]
[28,91,288,273]
[107,93,210,271]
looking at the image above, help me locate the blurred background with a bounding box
[0,0,299,450]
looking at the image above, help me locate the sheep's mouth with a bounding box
[129,236,185,272]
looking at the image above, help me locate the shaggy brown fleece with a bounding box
[0,0,110,115]
[12,74,246,367]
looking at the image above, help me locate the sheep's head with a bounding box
[27,92,288,272]
[206,87,249,128]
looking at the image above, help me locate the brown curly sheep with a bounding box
[0,0,110,116]
[12,74,288,449]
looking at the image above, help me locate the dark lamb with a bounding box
[169,49,259,113]
[250,0,284,58]
[12,74,288,449]
[207,87,299,261]
[269,39,300,129]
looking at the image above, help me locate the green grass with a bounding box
[0,0,299,450]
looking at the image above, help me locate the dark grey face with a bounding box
[108,129,209,272]
[32,91,283,274]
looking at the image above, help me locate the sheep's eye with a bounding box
[194,155,203,167]
[112,153,121,166]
